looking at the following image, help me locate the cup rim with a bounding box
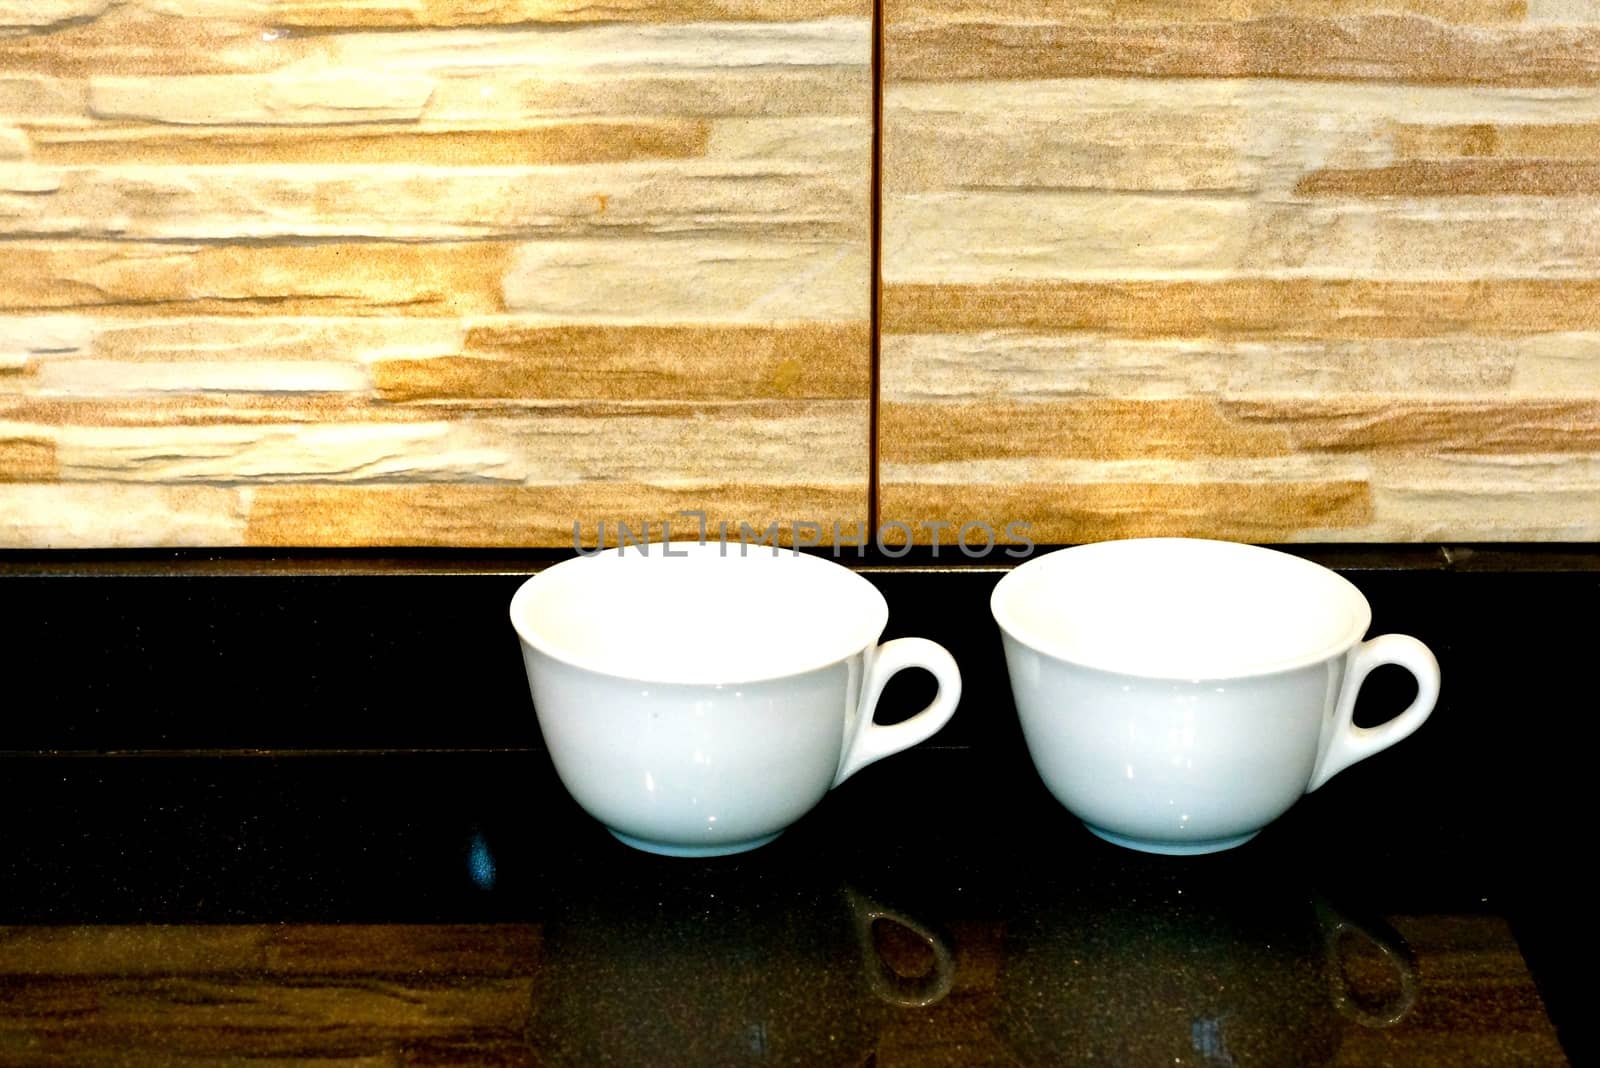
[990,537,1373,681]
[510,541,890,686]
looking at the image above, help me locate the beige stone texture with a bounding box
[883,4,1600,542]
[0,484,247,546]
[885,17,1600,87]
[273,0,863,27]
[4,0,1597,546]
[0,2,113,32]
[244,483,867,547]
[0,2,871,547]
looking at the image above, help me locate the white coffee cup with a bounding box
[991,538,1440,855]
[510,541,962,857]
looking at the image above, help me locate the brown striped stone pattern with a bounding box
[0,0,872,547]
[881,0,1600,543]
[4,2,1598,548]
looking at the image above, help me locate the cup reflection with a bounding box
[526,865,953,1066]
[993,865,1417,1068]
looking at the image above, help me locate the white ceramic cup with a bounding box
[991,538,1441,855]
[510,542,962,857]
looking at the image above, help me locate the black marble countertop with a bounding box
[0,547,1590,1065]
[0,747,1573,1066]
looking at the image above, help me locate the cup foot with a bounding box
[1084,823,1260,855]
[608,829,783,857]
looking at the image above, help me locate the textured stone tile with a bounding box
[0,242,515,316]
[16,389,864,491]
[886,78,1600,204]
[885,104,1252,194]
[1297,159,1600,196]
[473,400,869,484]
[502,239,867,321]
[1372,454,1600,539]
[34,358,370,395]
[1511,332,1600,393]
[881,280,1600,338]
[1241,200,1600,276]
[54,421,525,484]
[879,453,1364,488]
[0,396,448,427]
[0,434,56,481]
[0,485,248,547]
[890,77,1600,132]
[885,17,1600,87]
[0,76,87,122]
[883,6,1600,543]
[0,164,861,241]
[244,482,867,547]
[0,6,300,77]
[66,317,459,363]
[881,334,1522,399]
[880,480,1375,545]
[375,323,870,402]
[886,193,1251,280]
[1393,121,1600,160]
[0,166,61,194]
[1528,0,1600,21]
[1221,398,1600,454]
[885,0,1528,22]
[88,75,438,126]
[0,316,94,361]
[273,0,863,27]
[881,399,1292,465]
[0,4,870,547]
[884,88,1600,281]
[28,121,714,166]
[425,68,871,120]
[321,19,866,73]
[5,316,442,395]
[0,1,113,30]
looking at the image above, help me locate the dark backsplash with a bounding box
[2,543,1594,753]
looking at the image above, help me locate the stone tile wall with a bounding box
[2,1,1595,546]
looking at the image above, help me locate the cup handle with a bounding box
[1308,634,1440,792]
[833,637,962,787]
[844,887,956,1009]
[1317,902,1419,1028]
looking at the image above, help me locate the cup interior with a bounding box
[510,542,888,685]
[991,539,1372,680]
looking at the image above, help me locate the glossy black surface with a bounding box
[0,747,1573,1065]
[0,546,1590,1064]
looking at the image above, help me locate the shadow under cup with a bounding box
[991,539,1441,855]
[510,543,960,857]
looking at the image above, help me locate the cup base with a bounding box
[608,829,783,858]
[1084,823,1261,856]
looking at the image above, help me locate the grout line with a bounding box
[868,0,884,536]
